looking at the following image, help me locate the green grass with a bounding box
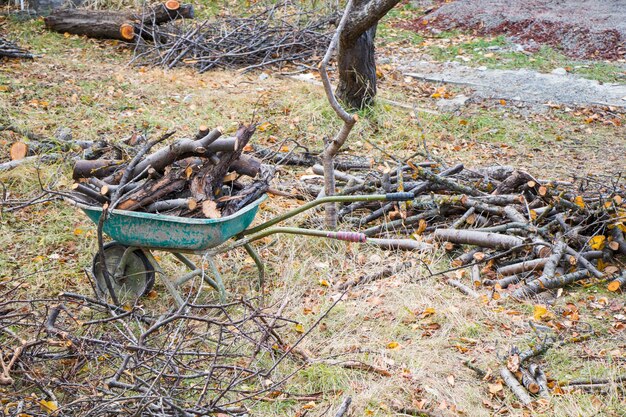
[426,36,625,83]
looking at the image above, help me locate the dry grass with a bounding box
[1,16,625,417]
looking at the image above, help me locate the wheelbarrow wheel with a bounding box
[92,242,155,302]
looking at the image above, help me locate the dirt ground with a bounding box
[401,0,626,59]
[1,9,626,417]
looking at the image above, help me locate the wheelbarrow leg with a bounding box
[142,250,186,308]
[243,243,264,290]
[206,257,226,302]
[172,252,224,299]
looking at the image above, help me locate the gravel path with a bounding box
[399,60,626,109]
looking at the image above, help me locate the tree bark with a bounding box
[45,10,138,41]
[336,25,377,109]
[336,0,401,109]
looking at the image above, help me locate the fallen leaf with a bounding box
[39,399,58,413]
[507,354,520,372]
[533,304,549,321]
[386,341,400,349]
[489,382,503,394]
[574,195,585,209]
[422,307,436,317]
[589,235,606,250]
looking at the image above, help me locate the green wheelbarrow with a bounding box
[74,192,415,305]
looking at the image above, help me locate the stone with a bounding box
[436,94,470,112]
[551,68,568,75]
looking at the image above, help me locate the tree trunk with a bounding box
[44,2,193,41]
[336,25,377,109]
[334,0,401,110]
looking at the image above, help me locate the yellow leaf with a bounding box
[257,121,272,132]
[422,307,436,317]
[574,195,585,209]
[529,210,537,220]
[533,304,548,321]
[0,85,9,92]
[499,99,506,106]
[415,219,427,235]
[386,341,400,349]
[39,400,58,413]
[302,401,316,410]
[294,323,304,333]
[73,228,84,235]
[589,235,606,250]
[318,279,330,287]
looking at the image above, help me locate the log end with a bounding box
[165,0,180,11]
[10,142,28,161]
[607,280,621,292]
[527,382,540,394]
[120,23,135,41]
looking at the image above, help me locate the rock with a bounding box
[436,94,470,112]
[477,66,488,71]
[487,45,501,51]
[551,68,568,75]
[259,73,269,80]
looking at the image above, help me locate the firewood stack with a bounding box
[265,145,625,297]
[0,37,34,60]
[70,124,271,219]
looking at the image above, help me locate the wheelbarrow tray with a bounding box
[75,195,267,251]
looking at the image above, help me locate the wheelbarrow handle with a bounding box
[242,193,413,236]
[385,192,414,202]
[326,231,367,243]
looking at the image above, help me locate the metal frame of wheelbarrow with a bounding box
[83,192,415,306]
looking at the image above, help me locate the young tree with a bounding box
[336,0,401,109]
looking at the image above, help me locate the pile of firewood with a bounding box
[70,124,270,219]
[0,37,34,59]
[260,145,626,297]
[42,1,333,73]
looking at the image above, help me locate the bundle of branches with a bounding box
[0,37,34,59]
[44,0,194,42]
[132,1,334,72]
[279,150,625,297]
[70,124,271,218]
[0,294,303,415]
